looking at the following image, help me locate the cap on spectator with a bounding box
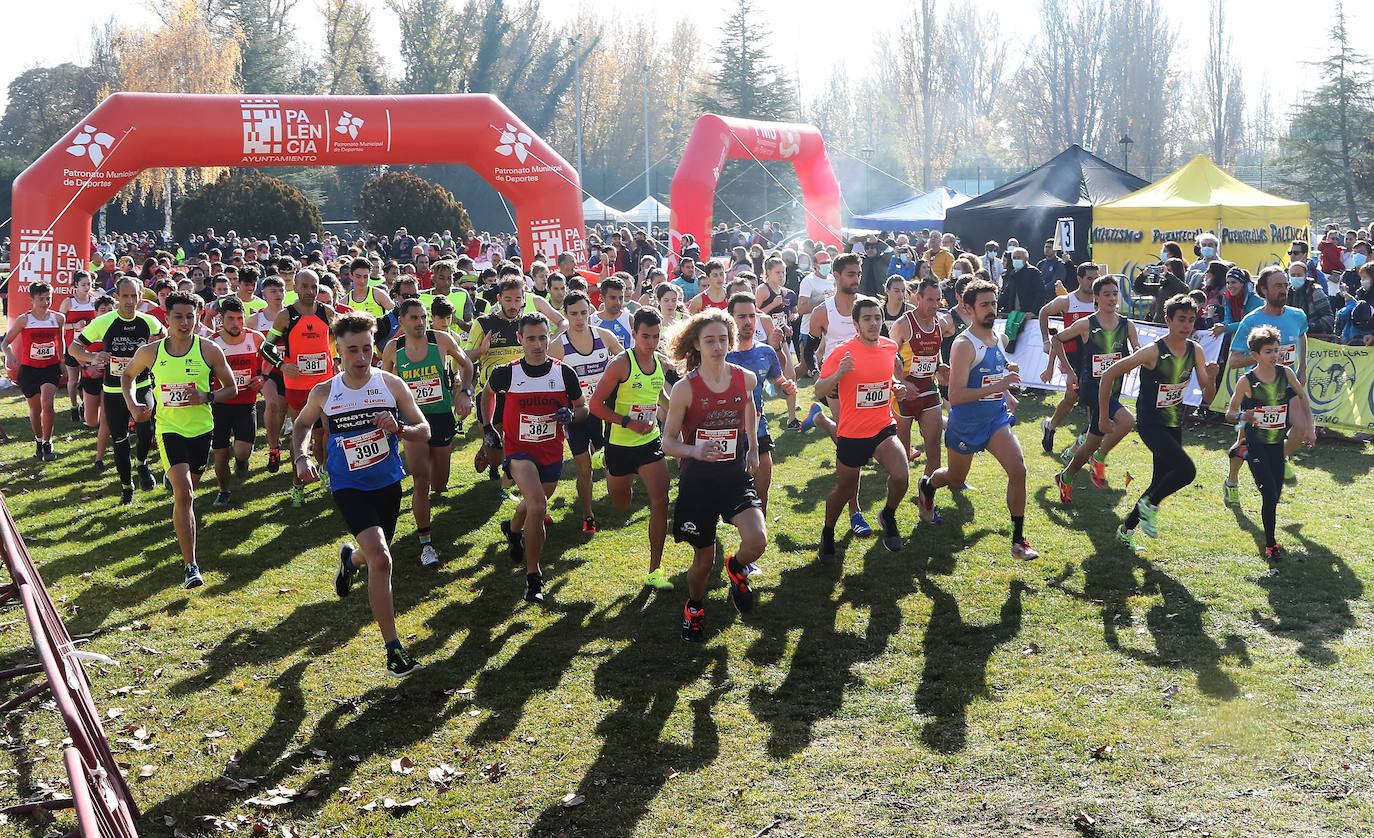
[1226,266,1248,284]
[813,251,832,264]
[1354,301,1374,330]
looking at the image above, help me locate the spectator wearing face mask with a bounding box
[982,241,1003,286]
[886,246,916,281]
[1187,232,1219,290]
[1000,247,1044,314]
[1335,240,1370,298]
[1287,240,1325,289]
[1036,239,1067,295]
[1286,261,1335,336]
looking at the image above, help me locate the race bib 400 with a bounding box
[856,381,890,409]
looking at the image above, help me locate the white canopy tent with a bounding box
[619,195,670,226]
[581,195,627,223]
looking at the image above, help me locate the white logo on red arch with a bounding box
[495,123,532,163]
[336,111,363,139]
[65,125,115,166]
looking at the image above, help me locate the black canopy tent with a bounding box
[942,145,1148,266]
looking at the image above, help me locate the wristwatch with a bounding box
[620,415,630,427]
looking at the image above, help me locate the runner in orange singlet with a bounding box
[814,295,911,561]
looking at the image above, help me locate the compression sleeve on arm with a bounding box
[260,329,285,367]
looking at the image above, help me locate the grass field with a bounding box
[0,374,1371,838]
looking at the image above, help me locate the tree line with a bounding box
[1,0,1371,236]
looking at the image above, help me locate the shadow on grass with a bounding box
[1248,521,1361,665]
[1043,485,1249,699]
[913,565,1028,753]
[526,590,729,837]
[746,537,915,760]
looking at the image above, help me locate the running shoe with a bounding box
[818,527,838,564]
[644,568,674,590]
[1284,461,1297,485]
[386,645,420,678]
[41,442,56,462]
[1060,433,1084,462]
[590,449,605,470]
[94,458,106,472]
[1264,544,1284,563]
[291,483,305,508]
[725,554,754,614]
[212,491,232,508]
[163,476,172,492]
[419,544,439,568]
[501,519,524,563]
[582,515,598,534]
[267,449,281,473]
[799,402,824,432]
[138,463,155,491]
[183,563,204,589]
[681,601,705,642]
[915,476,942,524]
[1089,456,1109,489]
[1116,525,1143,552]
[543,513,553,526]
[119,486,134,506]
[1055,471,1074,505]
[746,562,762,576]
[1010,539,1040,560]
[335,543,357,598]
[1136,497,1159,538]
[850,512,873,536]
[33,440,43,461]
[1227,441,1247,461]
[234,458,249,477]
[785,418,801,432]
[70,405,82,423]
[319,470,331,493]
[879,507,902,553]
[523,572,545,603]
[1040,417,1055,454]
[1222,480,1240,506]
[499,487,519,501]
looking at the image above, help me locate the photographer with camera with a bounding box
[1131,241,1190,323]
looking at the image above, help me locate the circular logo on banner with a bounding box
[1307,352,1359,417]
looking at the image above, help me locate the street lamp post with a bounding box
[643,64,651,204]
[571,37,583,176]
[1119,134,1134,173]
[860,145,874,213]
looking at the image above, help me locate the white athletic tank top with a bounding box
[558,329,610,393]
[822,295,858,361]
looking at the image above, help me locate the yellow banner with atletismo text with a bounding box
[1210,338,1374,434]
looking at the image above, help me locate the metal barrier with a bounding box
[0,494,140,836]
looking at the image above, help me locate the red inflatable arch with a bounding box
[9,92,586,312]
[668,114,842,260]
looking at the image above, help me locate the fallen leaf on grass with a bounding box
[383,797,422,813]
[663,768,679,780]
[390,757,415,775]
[205,730,227,739]
[1161,684,1180,699]
[138,765,157,778]
[1088,744,1114,760]
[560,793,585,807]
[246,795,293,808]
[1021,643,1040,655]
[106,707,124,720]
[1073,811,1096,831]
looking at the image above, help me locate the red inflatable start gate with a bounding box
[8,92,587,312]
[669,114,842,260]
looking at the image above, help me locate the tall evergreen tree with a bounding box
[1284,0,1373,225]
[694,0,794,120]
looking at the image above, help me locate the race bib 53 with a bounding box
[696,427,738,457]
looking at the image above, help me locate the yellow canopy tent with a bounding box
[1090,155,1311,276]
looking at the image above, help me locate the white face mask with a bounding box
[1362,278,1372,291]
[952,269,964,278]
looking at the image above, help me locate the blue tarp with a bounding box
[850,187,971,231]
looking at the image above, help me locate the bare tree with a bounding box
[1202,0,1245,166]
